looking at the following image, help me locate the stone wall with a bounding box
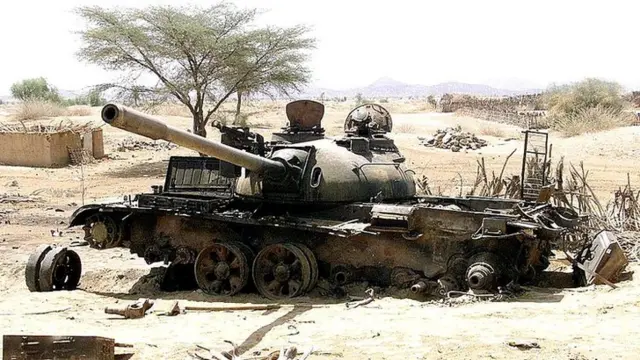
[456,108,548,129]
[437,93,548,128]
[439,93,544,113]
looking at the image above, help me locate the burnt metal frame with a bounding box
[519,130,549,200]
[163,156,236,196]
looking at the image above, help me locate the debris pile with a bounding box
[0,120,95,134]
[116,137,177,152]
[419,126,487,152]
[0,194,40,204]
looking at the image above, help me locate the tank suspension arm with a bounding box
[101,103,286,176]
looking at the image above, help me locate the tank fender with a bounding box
[68,205,103,227]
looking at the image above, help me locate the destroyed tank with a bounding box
[29,101,583,300]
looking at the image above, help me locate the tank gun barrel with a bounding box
[101,103,285,176]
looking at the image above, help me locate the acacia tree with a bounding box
[75,3,315,137]
[230,25,314,123]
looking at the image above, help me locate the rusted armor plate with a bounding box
[3,335,115,360]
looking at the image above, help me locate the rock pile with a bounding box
[419,126,487,152]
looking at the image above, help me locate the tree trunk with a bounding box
[192,113,207,156]
[233,91,243,125]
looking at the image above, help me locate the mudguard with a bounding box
[68,204,103,227]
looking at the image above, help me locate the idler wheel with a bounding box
[84,214,122,249]
[38,247,82,291]
[465,262,496,291]
[290,243,318,293]
[330,265,352,286]
[252,243,312,300]
[194,242,252,296]
[25,244,53,292]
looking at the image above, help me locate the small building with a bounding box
[0,124,104,168]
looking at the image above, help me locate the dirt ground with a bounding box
[1,100,639,359]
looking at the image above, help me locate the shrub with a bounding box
[544,78,633,136]
[551,106,636,137]
[479,125,506,137]
[11,100,66,120]
[65,105,92,116]
[10,77,62,103]
[63,89,107,107]
[545,78,627,116]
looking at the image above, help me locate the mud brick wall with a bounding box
[0,130,85,167]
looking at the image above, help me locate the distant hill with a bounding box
[0,78,543,103]
[295,77,543,98]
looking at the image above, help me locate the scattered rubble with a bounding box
[105,298,154,319]
[508,340,540,350]
[116,137,177,152]
[419,125,487,152]
[0,194,40,204]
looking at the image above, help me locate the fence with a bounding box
[455,108,548,129]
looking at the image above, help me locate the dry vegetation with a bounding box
[384,100,436,114]
[8,100,93,121]
[551,106,637,137]
[478,124,506,137]
[544,78,636,137]
[146,102,193,117]
[395,123,417,133]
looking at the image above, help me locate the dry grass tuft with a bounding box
[383,101,436,114]
[11,101,66,121]
[551,106,636,137]
[147,103,192,117]
[478,125,506,137]
[10,101,95,121]
[395,123,416,133]
[65,105,92,117]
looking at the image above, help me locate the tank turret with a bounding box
[101,102,416,204]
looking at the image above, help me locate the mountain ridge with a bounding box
[295,77,543,98]
[0,78,543,102]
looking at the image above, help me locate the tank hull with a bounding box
[69,192,568,299]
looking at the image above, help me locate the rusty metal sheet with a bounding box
[285,100,324,130]
[3,335,115,360]
[370,204,416,231]
[579,230,628,285]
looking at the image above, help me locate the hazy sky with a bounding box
[1,0,638,95]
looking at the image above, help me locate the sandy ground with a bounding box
[1,100,639,359]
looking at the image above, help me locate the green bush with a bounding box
[544,78,632,136]
[545,78,626,116]
[10,77,61,103]
[63,89,107,107]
